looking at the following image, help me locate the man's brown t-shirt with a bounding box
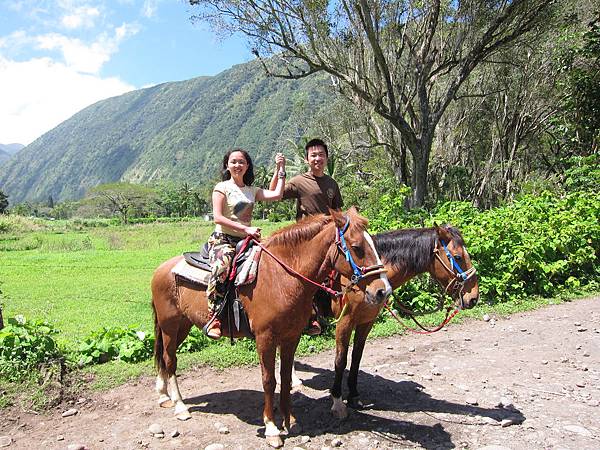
[283,172,343,221]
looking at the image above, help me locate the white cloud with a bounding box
[61,6,100,29]
[0,56,135,145]
[35,23,139,74]
[142,0,159,18]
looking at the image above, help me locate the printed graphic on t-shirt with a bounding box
[229,187,254,224]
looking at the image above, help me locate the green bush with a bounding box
[367,179,599,306]
[77,326,155,366]
[0,316,63,382]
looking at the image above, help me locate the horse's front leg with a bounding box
[347,321,374,409]
[330,316,353,419]
[257,336,282,448]
[279,339,301,434]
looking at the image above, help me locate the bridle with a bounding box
[248,215,386,299]
[434,239,477,309]
[334,216,387,288]
[385,235,477,334]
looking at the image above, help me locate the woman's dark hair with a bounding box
[221,148,255,185]
[305,138,328,158]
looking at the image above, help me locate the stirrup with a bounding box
[305,319,322,336]
[203,316,222,339]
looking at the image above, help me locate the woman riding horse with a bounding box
[151,207,392,447]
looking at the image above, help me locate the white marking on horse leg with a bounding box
[330,395,348,419]
[264,419,280,436]
[167,375,191,420]
[291,360,303,388]
[156,374,173,407]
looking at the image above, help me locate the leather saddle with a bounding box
[183,239,255,273]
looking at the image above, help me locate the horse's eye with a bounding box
[454,254,462,261]
[351,245,365,258]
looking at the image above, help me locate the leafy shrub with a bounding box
[367,187,600,307]
[77,326,154,366]
[177,327,211,353]
[0,316,63,382]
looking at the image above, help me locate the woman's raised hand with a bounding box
[275,152,286,170]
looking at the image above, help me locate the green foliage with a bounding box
[0,190,8,214]
[366,179,599,307]
[77,326,155,366]
[431,192,599,303]
[563,155,600,192]
[551,18,600,154]
[0,316,62,382]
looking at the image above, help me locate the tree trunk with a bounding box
[0,305,4,330]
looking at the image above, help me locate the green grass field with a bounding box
[0,218,285,346]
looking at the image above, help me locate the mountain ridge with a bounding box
[0,60,333,203]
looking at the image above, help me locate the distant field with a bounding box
[0,218,286,347]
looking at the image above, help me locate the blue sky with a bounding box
[0,0,252,145]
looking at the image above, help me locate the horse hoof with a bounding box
[330,396,348,419]
[159,399,175,408]
[176,411,192,421]
[266,435,284,448]
[347,396,364,410]
[287,421,302,435]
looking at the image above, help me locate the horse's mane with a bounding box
[265,209,369,248]
[265,214,333,248]
[373,225,464,272]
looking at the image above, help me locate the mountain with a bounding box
[0,143,24,155]
[0,143,24,165]
[0,60,334,203]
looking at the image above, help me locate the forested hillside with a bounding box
[0,144,23,166]
[0,60,332,203]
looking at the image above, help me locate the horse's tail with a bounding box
[152,300,166,374]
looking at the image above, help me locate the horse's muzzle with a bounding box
[366,284,392,306]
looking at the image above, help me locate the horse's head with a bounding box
[431,225,479,310]
[329,207,392,305]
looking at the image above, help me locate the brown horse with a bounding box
[151,208,391,447]
[327,225,479,419]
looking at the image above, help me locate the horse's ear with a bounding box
[330,208,347,229]
[436,224,452,242]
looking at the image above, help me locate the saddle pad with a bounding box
[235,246,262,286]
[172,258,210,286]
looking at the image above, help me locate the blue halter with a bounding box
[337,216,364,284]
[440,240,469,281]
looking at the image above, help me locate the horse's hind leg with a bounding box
[330,316,353,419]
[158,318,193,421]
[347,321,374,409]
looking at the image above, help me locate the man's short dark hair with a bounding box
[305,138,328,158]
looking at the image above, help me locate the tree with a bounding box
[191,0,555,206]
[87,183,159,223]
[0,190,8,214]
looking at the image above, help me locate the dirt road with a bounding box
[1,296,599,449]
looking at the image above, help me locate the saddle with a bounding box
[171,238,261,340]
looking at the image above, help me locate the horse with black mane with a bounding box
[324,224,479,419]
[151,208,391,447]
